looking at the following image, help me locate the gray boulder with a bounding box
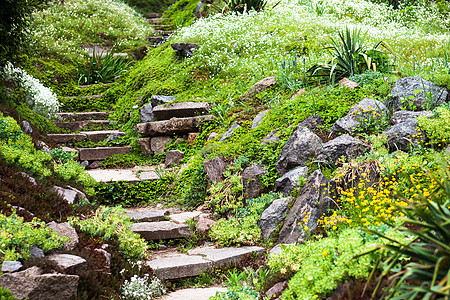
[219,122,241,142]
[251,110,270,129]
[30,245,45,259]
[140,103,154,122]
[242,164,267,200]
[331,98,388,134]
[316,134,369,165]
[389,77,449,111]
[0,266,79,300]
[138,137,152,156]
[47,254,87,273]
[203,157,228,184]
[165,150,185,167]
[390,110,433,125]
[275,126,322,175]
[242,77,276,100]
[171,43,199,57]
[258,197,291,240]
[1,261,22,273]
[278,170,337,243]
[299,114,324,132]
[46,221,79,251]
[151,136,173,154]
[385,118,427,152]
[22,120,32,134]
[151,95,176,107]
[274,166,308,195]
[52,186,78,204]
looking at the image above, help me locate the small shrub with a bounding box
[418,105,450,147]
[122,275,166,300]
[0,287,18,300]
[69,206,149,259]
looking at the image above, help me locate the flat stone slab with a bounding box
[188,246,265,267]
[169,211,201,224]
[153,102,209,120]
[56,111,109,121]
[131,221,192,240]
[47,130,124,144]
[146,254,210,280]
[86,168,159,183]
[1,261,22,273]
[78,146,131,161]
[46,254,87,272]
[55,120,110,131]
[137,115,215,137]
[125,208,169,222]
[161,287,228,299]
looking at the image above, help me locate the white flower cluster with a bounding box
[122,274,166,300]
[2,62,60,118]
[173,0,450,78]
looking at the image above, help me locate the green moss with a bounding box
[161,0,199,28]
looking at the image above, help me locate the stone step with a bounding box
[78,146,131,161]
[154,30,174,36]
[146,246,264,280]
[55,120,111,131]
[147,18,165,24]
[56,112,110,121]
[47,130,124,144]
[148,36,166,44]
[125,208,169,222]
[153,102,210,120]
[146,13,163,18]
[62,94,102,100]
[161,287,227,300]
[152,24,171,30]
[86,168,160,183]
[131,221,192,241]
[137,115,215,137]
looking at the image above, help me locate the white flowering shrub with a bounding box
[2,62,60,118]
[172,0,450,78]
[31,0,153,60]
[122,275,166,300]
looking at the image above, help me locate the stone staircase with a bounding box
[126,207,265,281]
[146,12,175,46]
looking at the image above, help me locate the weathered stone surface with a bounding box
[207,132,218,141]
[339,77,359,89]
[106,131,126,141]
[165,150,185,167]
[47,222,79,250]
[274,166,308,195]
[30,245,45,259]
[385,118,427,152]
[278,170,337,243]
[47,133,87,144]
[276,126,322,175]
[137,115,214,137]
[251,110,270,129]
[56,111,108,121]
[242,77,276,100]
[1,261,22,273]
[299,114,324,133]
[86,169,159,183]
[151,95,176,107]
[194,1,204,18]
[258,197,291,240]
[146,254,210,280]
[151,136,173,154]
[153,102,210,120]
[131,221,192,240]
[140,103,154,122]
[125,208,169,222]
[138,137,152,156]
[19,172,37,186]
[265,281,288,300]
[0,266,79,300]
[78,146,131,161]
[94,248,111,268]
[316,134,369,165]
[203,157,228,184]
[390,110,433,125]
[87,161,100,169]
[242,164,267,200]
[162,287,228,300]
[196,216,215,233]
[22,120,33,134]
[290,89,306,100]
[188,132,199,145]
[219,122,241,142]
[47,254,87,273]
[331,98,388,134]
[389,76,449,111]
[171,43,199,57]
[54,120,109,131]
[53,186,78,204]
[188,246,264,267]
[169,211,201,224]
